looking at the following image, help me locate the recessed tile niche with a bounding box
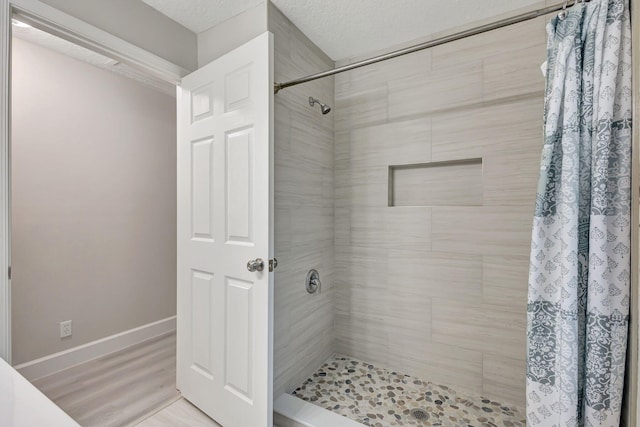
[389,158,483,207]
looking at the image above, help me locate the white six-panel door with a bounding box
[177,32,274,427]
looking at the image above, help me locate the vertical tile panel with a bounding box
[350,208,386,248]
[350,118,431,169]
[337,49,431,95]
[431,97,543,162]
[385,207,431,251]
[347,166,389,208]
[431,207,533,255]
[334,131,351,210]
[387,341,484,395]
[482,256,529,308]
[388,63,483,120]
[275,4,545,408]
[335,85,388,132]
[387,249,482,301]
[432,300,527,360]
[483,42,546,101]
[431,17,546,70]
[483,150,541,206]
[272,8,335,398]
[483,354,526,407]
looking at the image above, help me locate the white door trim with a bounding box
[9,0,191,84]
[0,0,191,363]
[0,0,11,364]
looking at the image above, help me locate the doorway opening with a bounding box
[10,18,182,426]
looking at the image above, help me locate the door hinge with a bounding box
[269,258,278,272]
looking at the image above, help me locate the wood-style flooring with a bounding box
[137,398,221,427]
[32,332,181,427]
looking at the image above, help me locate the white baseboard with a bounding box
[274,393,363,427]
[14,316,176,381]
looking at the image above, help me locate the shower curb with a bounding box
[274,393,363,427]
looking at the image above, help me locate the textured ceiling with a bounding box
[12,25,176,96]
[140,0,261,33]
[140,0,545,60]
[270,0,544,60]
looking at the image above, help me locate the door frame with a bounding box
[0,0,191,363]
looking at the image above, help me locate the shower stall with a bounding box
[270,4,546,426]
[270,2,549,426]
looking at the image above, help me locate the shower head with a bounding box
[309,96,331,115]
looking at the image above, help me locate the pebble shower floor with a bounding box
[291,355,526,427]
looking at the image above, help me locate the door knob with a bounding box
[247,258,265,272]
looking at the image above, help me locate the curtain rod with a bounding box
[274,0,588,94]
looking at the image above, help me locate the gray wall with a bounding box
[11,38,177,365]
[197,2,268,67]
[39,0,197,71]
[269,4,335,398]
[333,16,548,407]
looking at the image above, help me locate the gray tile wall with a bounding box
[269,4,336,398]
[333,16,548,407]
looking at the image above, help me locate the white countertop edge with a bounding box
[0,357,80,427]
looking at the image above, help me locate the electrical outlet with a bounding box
[59,320,72,338]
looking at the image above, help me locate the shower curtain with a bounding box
[527,0,632,425]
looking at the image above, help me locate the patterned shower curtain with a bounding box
[527,0,632,425]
